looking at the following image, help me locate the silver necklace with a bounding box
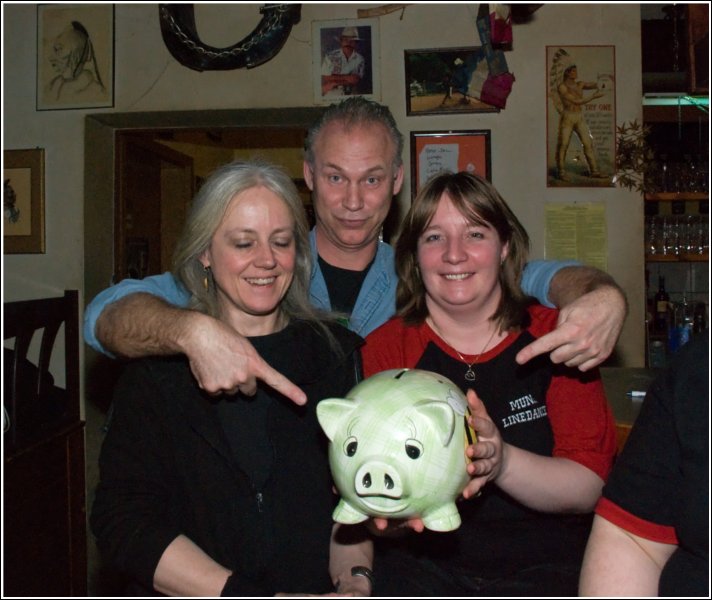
[445,326,498,382]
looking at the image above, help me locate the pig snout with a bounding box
[354,461,404,498]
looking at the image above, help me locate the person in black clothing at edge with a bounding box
[90,160,375,596]
[579,335,709,597]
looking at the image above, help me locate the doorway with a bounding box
[115,134,194,281]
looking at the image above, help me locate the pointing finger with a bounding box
[515,328,568,365]
[253,359,307,405]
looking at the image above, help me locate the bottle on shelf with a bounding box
[653,276,670,337]
[649,339,667,369]
[696,156,708,194]
[668,296,693,354]
[644,269,652,322]
[658,154,669,193]
[698,199,709,256]
[693,302,707,336]
[683,154,698,192]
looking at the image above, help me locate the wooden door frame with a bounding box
[114,134,194,281]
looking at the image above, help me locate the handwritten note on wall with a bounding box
[545,202,607,271]
[418,144,459,187]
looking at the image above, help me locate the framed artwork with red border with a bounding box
[410,130,491,198]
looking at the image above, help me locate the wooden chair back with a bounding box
[3,289,79,449]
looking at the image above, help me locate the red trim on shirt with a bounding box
[595,497,679,544]
[362,304,616,481]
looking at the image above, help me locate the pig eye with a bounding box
[405,439,423,460]
[344,436,358,457]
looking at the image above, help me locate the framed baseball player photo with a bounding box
[312,18,380,104]
[405,47,500,116]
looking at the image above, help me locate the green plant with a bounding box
[613,119,659,194]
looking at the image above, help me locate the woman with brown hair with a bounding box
[363,171,616,596]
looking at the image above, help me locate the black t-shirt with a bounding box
[600,336,709,596]
[318,255,372,315]
[215,319,363,492]
[394,333,591,579]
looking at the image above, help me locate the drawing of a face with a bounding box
[49,24,87,81]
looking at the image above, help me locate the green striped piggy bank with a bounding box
[317,368,475,532]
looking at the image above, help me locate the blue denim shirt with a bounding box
[521,258,580,308]
[308,228,397,338]
[83,226,578,354]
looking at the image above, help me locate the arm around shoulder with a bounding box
[95,292,206,359]
[517,264,628,371]
[547,264,627,313]
[84,272,189,355]
[521,259,581,307]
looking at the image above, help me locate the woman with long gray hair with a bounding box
[91,160,372,596]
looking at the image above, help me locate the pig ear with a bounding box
[414,401,456,447]
[316,399,357,442]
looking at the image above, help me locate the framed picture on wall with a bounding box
[37,3,115,111]
[3,148,46,254]
[410,130,491,198]
[405,47,500,116]
[312,17,380,104]
[546,45,616,187]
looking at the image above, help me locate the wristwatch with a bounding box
[350,566,375,594]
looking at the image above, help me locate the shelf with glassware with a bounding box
[643,193,707,368]
[644,194,709,262]
[641,88,708,366]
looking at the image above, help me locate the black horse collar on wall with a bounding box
[159,4,302,71]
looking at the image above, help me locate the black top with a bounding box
[91,319,363,596]
[318,255,372,315]
[601,336,709,596]
[380,332,591,579]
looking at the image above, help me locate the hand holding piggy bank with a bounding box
[317,368,475,532]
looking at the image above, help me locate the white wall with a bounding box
[3,3,645,389]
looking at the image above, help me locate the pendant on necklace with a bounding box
[464,368,476,382]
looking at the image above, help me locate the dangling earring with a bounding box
[203,265,211,291]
